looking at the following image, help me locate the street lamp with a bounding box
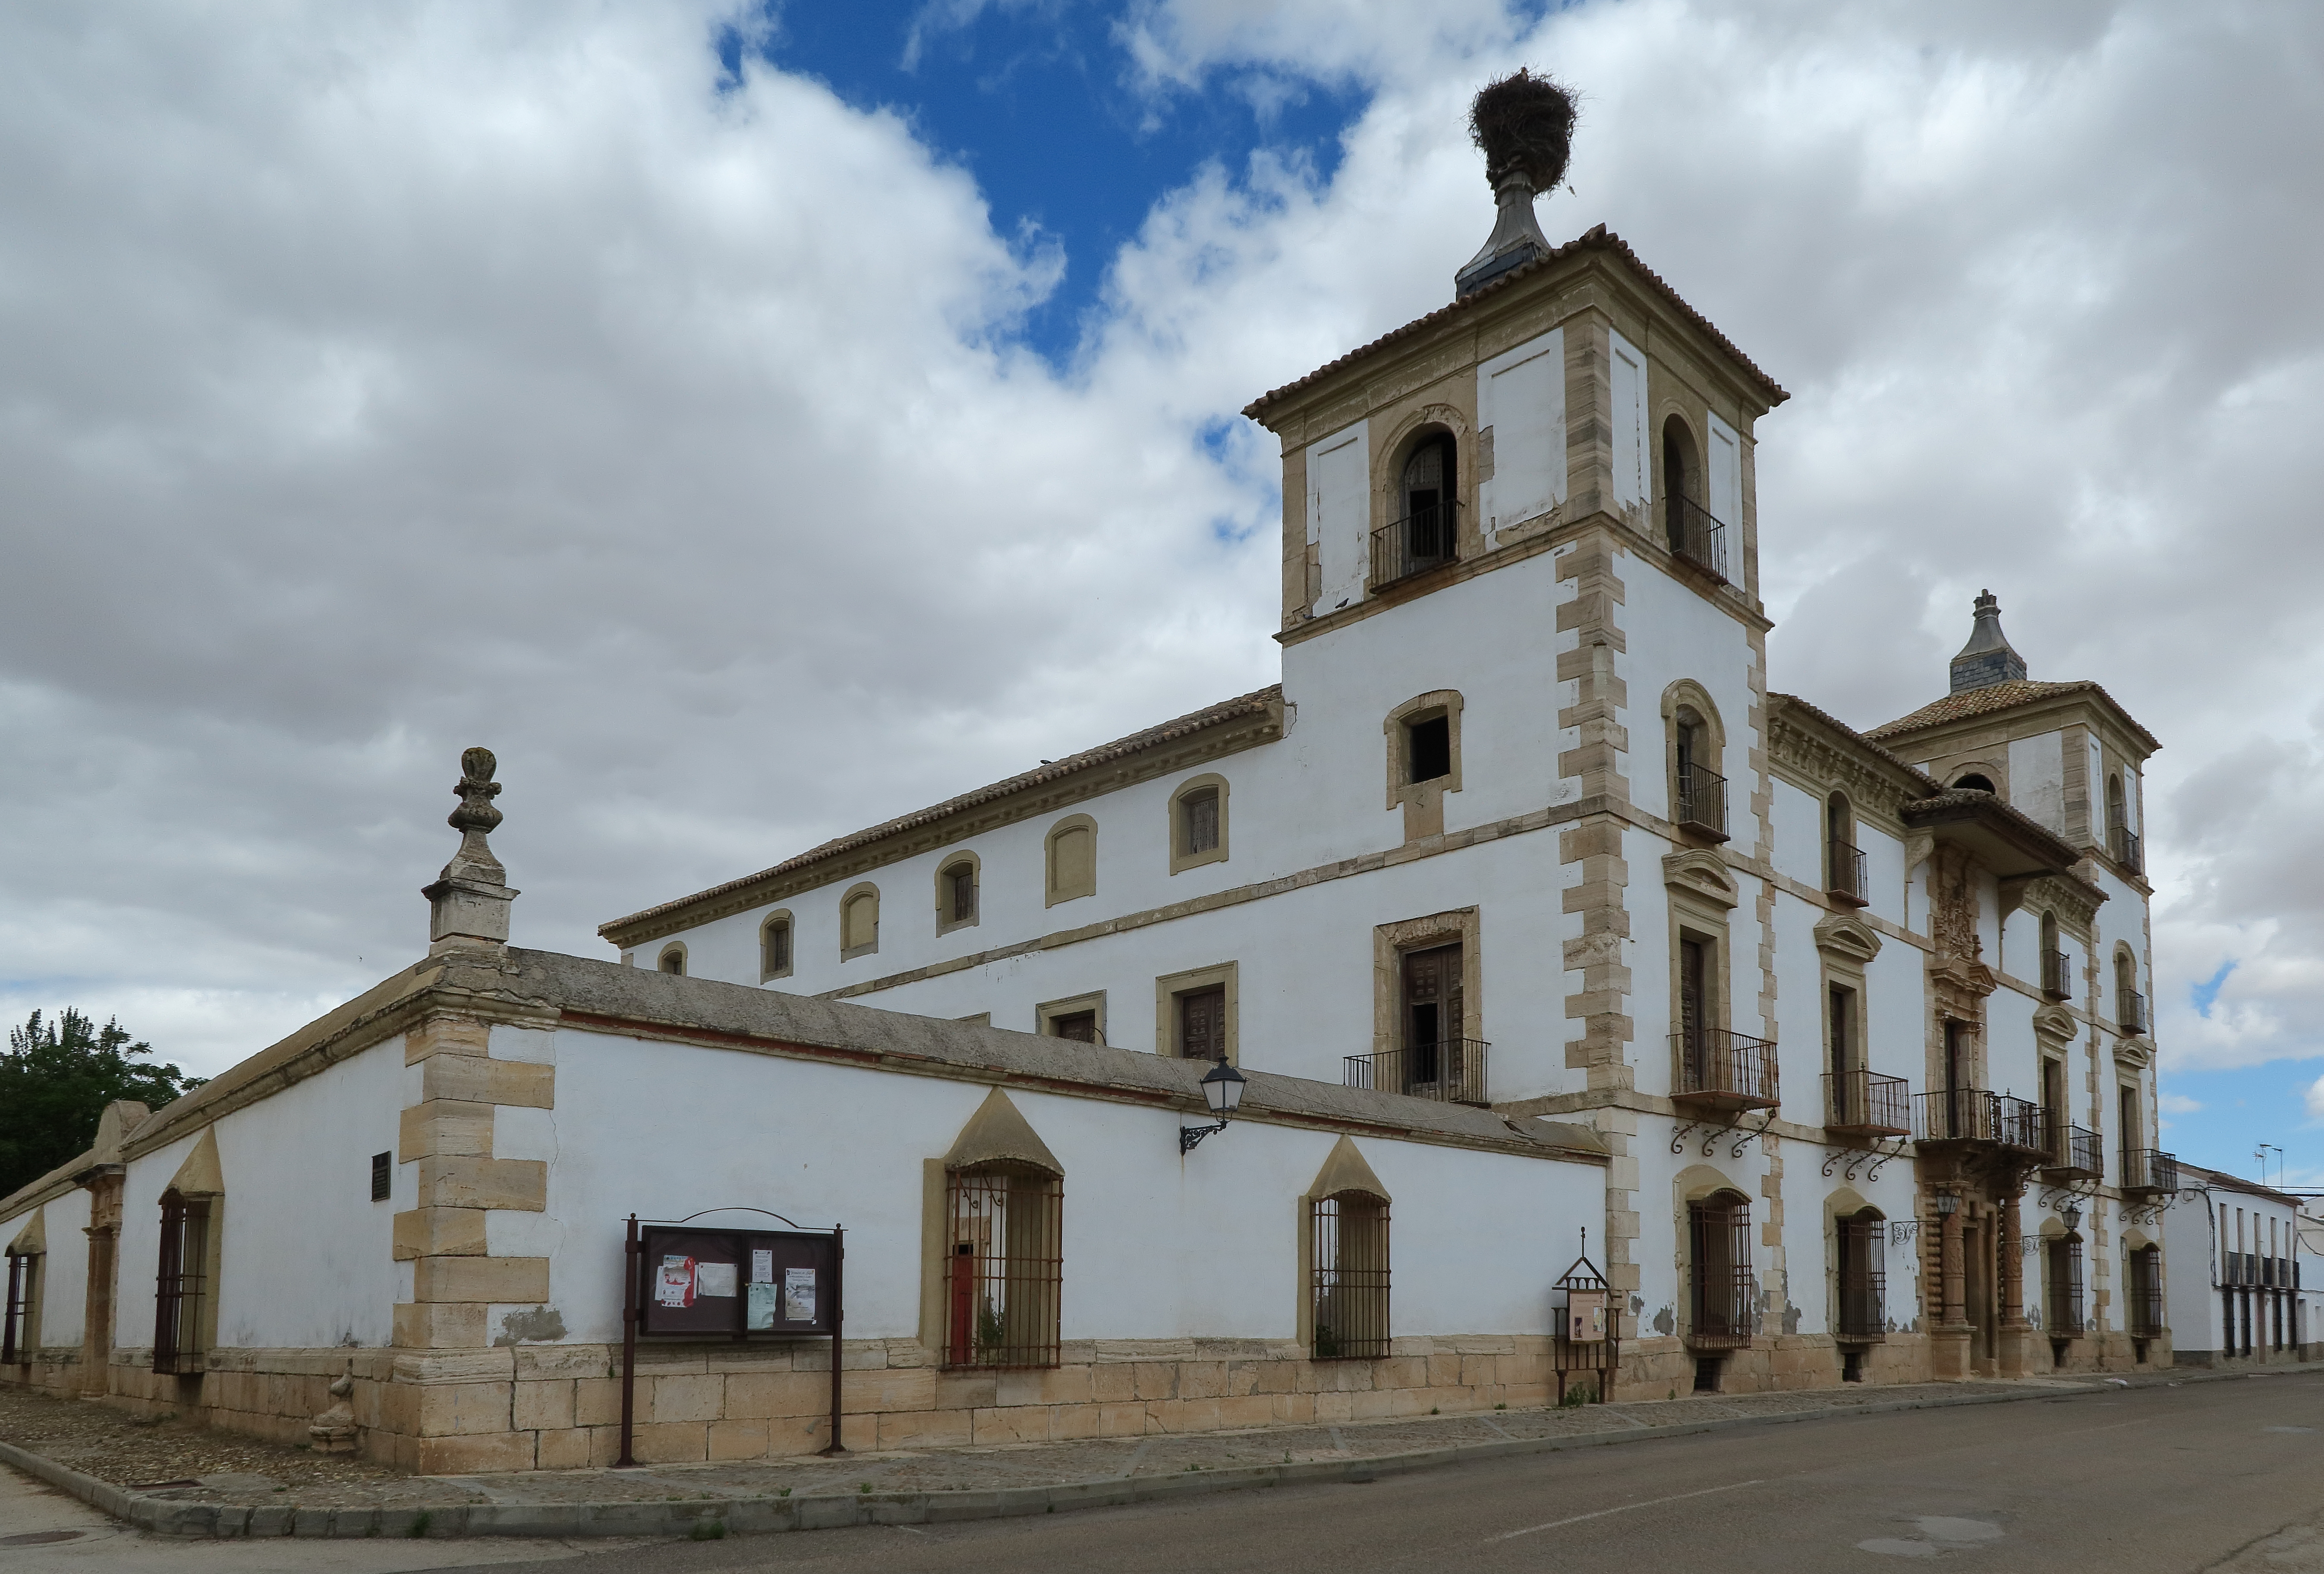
[1933,1192,1959,1218]
[1181,1059,1247,1152]
[2062,1204,2082,1232]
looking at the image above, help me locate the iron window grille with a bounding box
[946,867,977,926]
[942,1164,1062,1370]
[370,1151,392,1203]
[1311,1192,1391,1360]
[152,1190,210,1376]
[1688,1196,1755,1349]
[2,1252,33,1363]
[1836,1213,1886,1341]
[2127,1246,2164,1338]
[762,919,792,976]
[2046,1236,2086,1336]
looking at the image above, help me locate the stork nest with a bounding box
[1469,69,1577,190]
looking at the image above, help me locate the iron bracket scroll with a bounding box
[1731,1108,1777,1159]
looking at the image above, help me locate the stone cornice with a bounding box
[1764,697,1932,831]
[600,698,1288,949]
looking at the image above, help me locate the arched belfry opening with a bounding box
[1378,428,1460,584]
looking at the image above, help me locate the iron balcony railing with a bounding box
[1826,839,1868,906]
[1824,1069,1910,1137]
[2111,823,2144,875]
[2041,1116,2103,1179]
[1911,1088,2046,1152]
[1672,1028,1779,1111]
[2122,1148,2178,1193]
[2119,988,2149,1036]
[2040,948,2072,1000]
[1664,492,1729,582]
[1675,764,1729,841]
[1688,1266,1755,1348]
[1343,1040,1489,1106]
[1370,502,1460,589]
[1836,1275,1886,1341]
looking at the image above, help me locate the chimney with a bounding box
[422,746,516,957]
[1949,590,2028,694]
[1456,71,1578,299]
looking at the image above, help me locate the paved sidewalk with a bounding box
[6,1365,2319,1540]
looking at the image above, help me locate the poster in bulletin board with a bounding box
[633,1224,838,1340]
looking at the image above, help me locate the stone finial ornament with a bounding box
[309,1363,358,1454]
[422,746,518,957]
[1456,69,1579,299]
[1948,590,2029,694]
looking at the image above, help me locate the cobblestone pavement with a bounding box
[1,1377,2074,1516]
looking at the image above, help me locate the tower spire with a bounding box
[1455,70,1578,299]
[1949,590,2028,694]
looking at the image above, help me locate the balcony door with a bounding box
[1401,943,1463,1091]
[1679,936,1710,1084]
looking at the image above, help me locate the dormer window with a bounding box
[1374,431,1458,586]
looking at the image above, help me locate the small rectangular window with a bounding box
[948,867,976,924]
[371,1151,392,1203]
[1407,715,1452,784]
[1050,1011,1098,1043]
[1181,790,1219,856]
[1176,986,1226,1061]
[764,919,792,976]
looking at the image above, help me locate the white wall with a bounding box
[114,1039,406,1351]
[7,1189,91,1347]
[2006,730,2065,834]
[542,1026,1602,1347]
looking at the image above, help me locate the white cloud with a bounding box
[2306,1074,2324,1126]
[3,0,2324,1081]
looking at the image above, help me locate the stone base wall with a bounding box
[2172,1343,2305,1372]
[96,1348,400,1447]
[373,1335,1562,1474]
[1619,1333,1933,1398]
[2037,1330,2173,1375]
[0,1349,83,1400]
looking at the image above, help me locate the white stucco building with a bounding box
[0,109,2214,1472]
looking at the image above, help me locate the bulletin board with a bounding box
[633,1223,839,1340]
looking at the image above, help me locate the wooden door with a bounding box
[1679,938,1708,1084]
[1177,987,1225,1061]
[1401,944,1461,1087]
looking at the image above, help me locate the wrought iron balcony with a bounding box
[1664,492,1729,582]
[1911,1089,2046,1152]
[2122,1147,2177,1194]
[1824,1069,1910,1139]
[1370,502,1460,589]
[1688,1266,1755,1349]
[2040,948,2072,1000]
[1675,763,1729,841]
[2110,822,2144,875]
[1826,839,1868,907]
[1671,1028,1778,1113]
[2041,1116,2102,1180]
[1343,1040,1489,1106]
[2119,988,2149,1036]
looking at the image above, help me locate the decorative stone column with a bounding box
[1996,1177,2031,1376]
[1930,1189,1970,1380]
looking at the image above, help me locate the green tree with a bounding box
[0,1009,204,1199]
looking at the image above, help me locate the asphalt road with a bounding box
[6,1375,2320,1571]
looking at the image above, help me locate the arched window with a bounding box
[1660,416,1723,576]
[936,855,979,935]
[1044,816,1097,907]
[943,1161,1062,1369]
[759,913,793,981]
[2038,912,2066,999]
[1377,429,1459,584]
[658,944,686,976]
[1688,1191,1754,1361]
[1952,773,1997,793]
[1835,1207,1886,1352]
[1824,792,1865,904]
[1310,1189,1391,1360]
[1168,775,1230,875]
[840,885,880,960]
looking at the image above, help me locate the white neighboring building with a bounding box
[2161,1166,2313,1366]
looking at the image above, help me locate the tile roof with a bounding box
[1241,225,1789,422]
[1867,680,2161,752]
[600,685,1284,937]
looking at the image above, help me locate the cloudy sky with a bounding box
[3,0,2319,1184]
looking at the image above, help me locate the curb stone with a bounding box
[4,1363,2318,1539]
